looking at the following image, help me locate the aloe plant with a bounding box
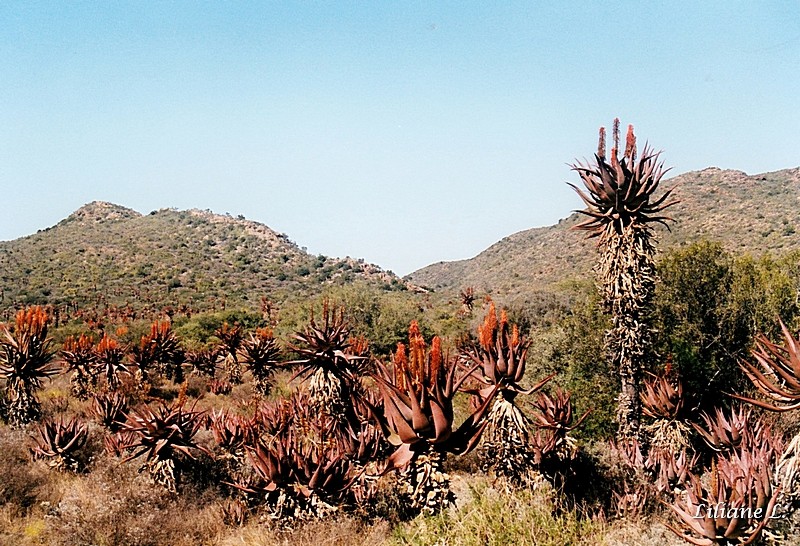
[735,319,800,412]
[460,302,554,486]
[91,391,128,432]
[31,417,88,472]
[0,307,59,426]
[285,301,368,421]
[238,327,280,396]
[692,406,758,453]
[120,401,209,492]
[130,320,185,384]
[61,334,97,399]
[373,321,496,515]
[236,401,356,520]
[641,370,692,451]
[735,320,800,501]
[185,346,219,378]
[93,334,129,391]
[667,443,781,546]
[208,409,256,464]
[215,322,243,385]
[569,119,676,439]
[531,388,590,462]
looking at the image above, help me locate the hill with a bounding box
[407,167,800,300]
[0,202,405,312]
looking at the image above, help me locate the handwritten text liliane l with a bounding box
[693,502,789,520]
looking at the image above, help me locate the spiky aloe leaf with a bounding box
[734,319,800,412]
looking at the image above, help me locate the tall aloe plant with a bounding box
[569,119,676,439]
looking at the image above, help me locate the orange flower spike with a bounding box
[479,303,498,351]
[347,335,369,356]
[256,327,274,340]
[625,124,637,161]
[15,306,49,333]
[499,309,510,338]
[597,126,606,159]
[429,336,443,384]
[408,321,426,384]
[511,324,520,348]
[98,334,118,353]
[115,326,128,338]
[394,342,408,391]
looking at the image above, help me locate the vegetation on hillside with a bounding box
[0,202,406,315]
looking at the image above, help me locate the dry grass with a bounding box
[220,518,391,546]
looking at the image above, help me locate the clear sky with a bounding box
[1,2,798,276]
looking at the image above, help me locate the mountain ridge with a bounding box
[406,166,800,300]
[0,203,406,311]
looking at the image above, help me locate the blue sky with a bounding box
[1,2,798,275]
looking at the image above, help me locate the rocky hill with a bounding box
[407,167,800,300]
[0,202,405,312]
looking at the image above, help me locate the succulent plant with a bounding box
[104,430,137,458]
[238,327,280,396]
[569,119,676,439]
[373,322,496,514]
[185,347,219,378]
[61,334,98,399]
[531,388,590,461]
[208,378,232,396]
[459,287,476,314]
[692,406,756,453]
[641,371,692,451]
[93,334,129,391]
[130,320,185,384]
[120,401,209,492]
[460,302,554,486]
[285,301,367,421]
[31,417,88,472]
[734,320,800,504]
[91,391,128,432]
[735,319,800,412]
[641,371,685,420]
[236,405,356,521]
[208,409,256,463]
[646,447,697,494]
[215,322,244,385]
[0,307,59,427]
[667,444,781,546]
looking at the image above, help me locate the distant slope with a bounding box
[407,167,800,299]
[0,202,405,310]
